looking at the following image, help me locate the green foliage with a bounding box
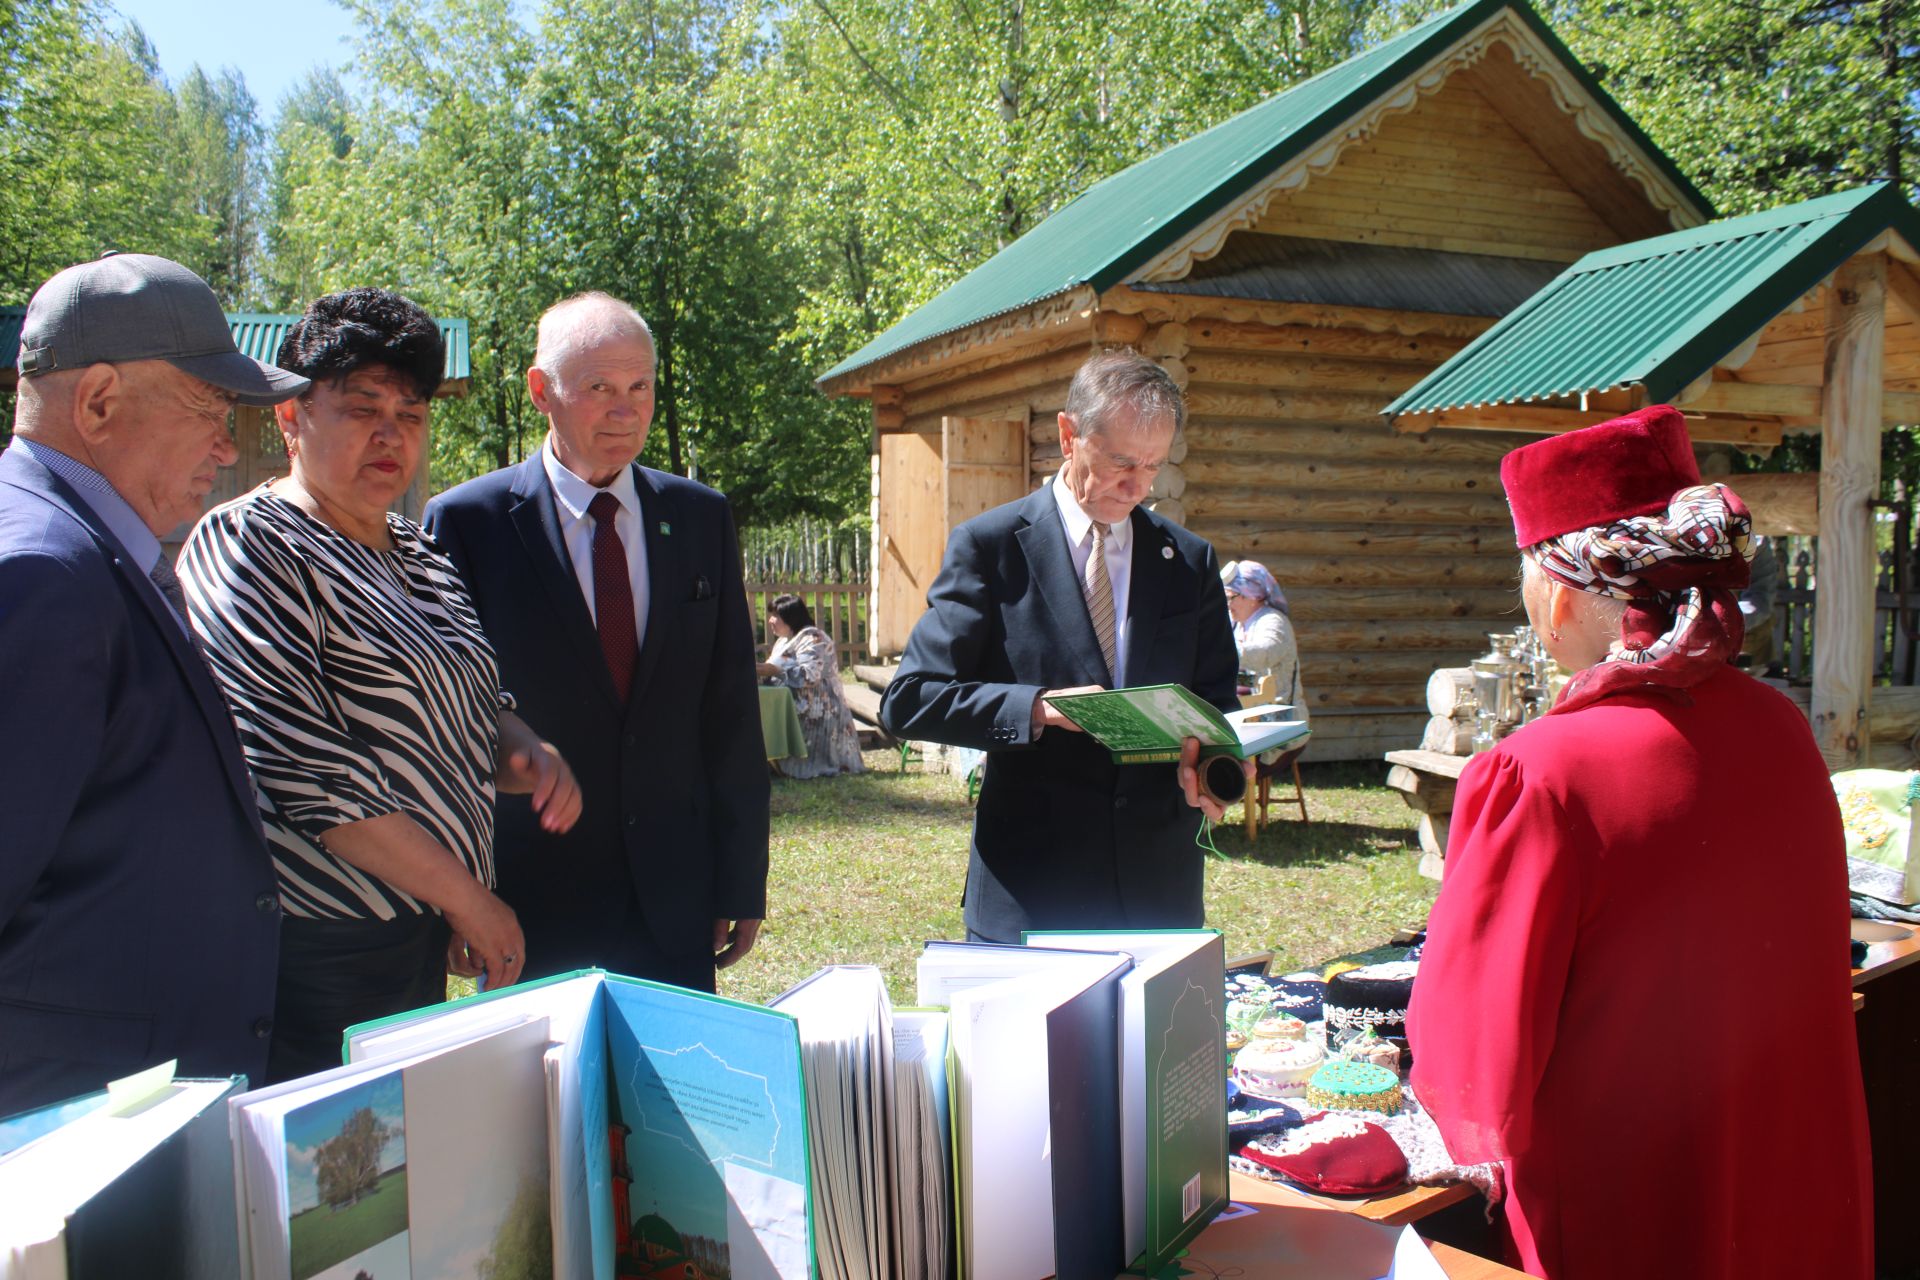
[1559,0,1916,214]
[172,66,267,303]
[478,1172,554,1280]
[0,2,189,299]
[728,0,1380,373]
[6,0,1915,514]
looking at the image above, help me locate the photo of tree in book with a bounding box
[284,1074,409,1280]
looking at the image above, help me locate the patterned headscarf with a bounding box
[1527,483,1754,714]
[1222,560,1290,616]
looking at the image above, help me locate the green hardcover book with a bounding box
[1025,929,1229,1277]
[1043,684,1309,764]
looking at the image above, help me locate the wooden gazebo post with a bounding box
[1813,254,1887,770]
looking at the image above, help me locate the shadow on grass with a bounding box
[1208,818,1413,871]
[769,765,978,822]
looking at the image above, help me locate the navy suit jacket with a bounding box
[0,444,279,1114]
[880,483,1240,942]
[425,456,769,983]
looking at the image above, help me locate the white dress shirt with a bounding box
[1051,471,1132,683]
[542,439,649,648]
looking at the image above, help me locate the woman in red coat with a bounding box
[1407,406,1871,1280]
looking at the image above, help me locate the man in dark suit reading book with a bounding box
[881,350,1244,943]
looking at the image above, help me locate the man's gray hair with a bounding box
[1063,348,1185,437]
[533,291,654,378]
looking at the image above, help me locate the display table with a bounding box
[758,685,806,762]
[1171,1172,1524,1278]
[1254,1175,1476,1228]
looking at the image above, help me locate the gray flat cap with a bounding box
[17,253,309,406]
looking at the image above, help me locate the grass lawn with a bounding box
[288,1164,409,1280]
[715,751,1437,1007]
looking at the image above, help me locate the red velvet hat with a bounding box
[1499,405,1700,547]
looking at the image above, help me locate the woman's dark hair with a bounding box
[770,593,813,632]
[276,287,445,402]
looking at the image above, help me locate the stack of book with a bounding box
[0,933,1228,1280]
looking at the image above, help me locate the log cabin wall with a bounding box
[1094,294,1535,762]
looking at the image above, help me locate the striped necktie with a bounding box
[1083,521,1117,681]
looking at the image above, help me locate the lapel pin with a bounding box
[1162,545,1175,559]
[659,521,671,536]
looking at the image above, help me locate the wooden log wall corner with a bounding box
[1813,255,1887,771]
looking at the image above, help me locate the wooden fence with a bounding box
[744,582,869,666]
[1775,537,1920,685]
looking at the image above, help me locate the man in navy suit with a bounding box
[426,293,768,993]
[0,254,307,1113]
[881,350,1244,943]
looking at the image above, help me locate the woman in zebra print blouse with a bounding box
[180,289,581,1083]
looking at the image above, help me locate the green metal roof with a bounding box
[0,308,20,376]
[3,307,472,390]
[818,0,1709,387]
[1384,183,1920,417]
[227,313,473,387]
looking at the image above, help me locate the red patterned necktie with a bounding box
[588,491,638,702]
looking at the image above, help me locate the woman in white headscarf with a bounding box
[1220,560,1308,727]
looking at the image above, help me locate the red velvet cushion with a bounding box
[1499,405,1700,546]
[1236,1113,1409,1195]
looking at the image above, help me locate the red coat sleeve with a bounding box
[1408,749,1586,1167]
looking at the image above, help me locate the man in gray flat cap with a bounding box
[0,253,309,1113]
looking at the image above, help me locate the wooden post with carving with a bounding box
[1813,255,1887,770]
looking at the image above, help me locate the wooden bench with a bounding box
[842,680,893,750]
[1383,748,1468,879]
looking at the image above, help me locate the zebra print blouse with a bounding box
[178,487,507,921]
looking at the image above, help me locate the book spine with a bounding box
[1113,749,1184,764]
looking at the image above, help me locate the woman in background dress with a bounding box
[1220,559,1308,727]
[757,593,865,778]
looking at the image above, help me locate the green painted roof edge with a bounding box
[818,0,1712,388]
[226,311,473,384]
[3,309,473,387]
[1633,185,1913,402]
[1383,183,1916,416]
